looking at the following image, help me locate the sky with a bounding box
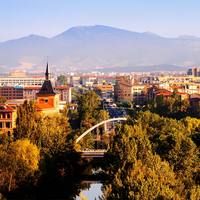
[0,0,200,41]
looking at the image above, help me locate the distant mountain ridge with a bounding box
[0,25,199,72]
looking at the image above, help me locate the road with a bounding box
[106,106,126,118]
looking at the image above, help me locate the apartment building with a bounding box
[0,86,23,99]
[54,86,72,103]
[187,67,200,77]
[114,76,134,101]
[0,104,17,134]
[94,84,114,100]
[0,85,71,103]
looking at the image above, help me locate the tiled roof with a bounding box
[37,80,55,95]
[0,104,15,112]
[156,92,172,96]
[55,85,70,89]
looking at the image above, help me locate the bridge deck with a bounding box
[78,150,107,158]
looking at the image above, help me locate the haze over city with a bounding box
[0,0,200,72]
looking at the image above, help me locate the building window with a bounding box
[39,99,45,103]
[0,122,3,128]
[7,113,11,118]
[45,99,48,103]
[6,122,11,128]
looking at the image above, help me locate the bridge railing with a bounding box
[77,149,107,153]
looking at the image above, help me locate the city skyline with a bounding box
[1,0,200,41]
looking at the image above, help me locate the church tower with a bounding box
[36,63,59,114]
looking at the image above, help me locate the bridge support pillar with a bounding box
[104,122,107,133]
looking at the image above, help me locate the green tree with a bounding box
[103,111,200,199]
[149,91,190,118]
[39,113,71,156]
[0,139,40,192]
[97,110,109,122]
[14,100,39,140]
[103,122,182,199]
[14,100,71,156]
[57,75,68,85]
[77,91,100,129]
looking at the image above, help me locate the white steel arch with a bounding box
[75,117,127,143]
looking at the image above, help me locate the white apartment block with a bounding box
[0,70,56,87]
[0,77,45,87]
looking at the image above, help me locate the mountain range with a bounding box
[0,25,199,72]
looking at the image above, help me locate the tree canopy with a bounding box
[102,111,200,199]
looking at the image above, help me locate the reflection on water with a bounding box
[76,183,102,200]
[0,193,6,200]
[2,178,104,200]
[2,156,107,200]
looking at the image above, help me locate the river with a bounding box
[1,182,103,200]
[1,156,106,200]
[76,183,103,200]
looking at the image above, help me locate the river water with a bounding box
[1,178,104,200]
[1,161,105,199]
[76,183,103,200]
[1,183,103,200]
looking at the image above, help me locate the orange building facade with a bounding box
[35,63,60,115]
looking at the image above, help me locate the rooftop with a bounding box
[37,63,56,95]
[37,80,55,95]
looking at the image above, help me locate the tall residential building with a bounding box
[187,67,200,77]
[114,75,147,104]
[114,76,134,101]
[0,86,23,99]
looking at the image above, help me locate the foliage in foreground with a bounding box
[0,100,72,192]
[0,139,40,191]
[102,111,200,200]
[0,93,199,199]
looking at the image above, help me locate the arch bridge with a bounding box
[75,117,127,158]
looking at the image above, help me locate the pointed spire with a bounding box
[38,62,55,95]
[45,62,49,80]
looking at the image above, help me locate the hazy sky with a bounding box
[0,0,200,41]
